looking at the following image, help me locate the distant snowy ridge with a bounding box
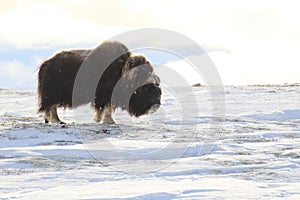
[246,109,300,121]
[246,83,300,87]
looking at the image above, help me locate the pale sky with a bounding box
[0,0,299,89]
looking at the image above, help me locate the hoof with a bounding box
[61,123,67,128]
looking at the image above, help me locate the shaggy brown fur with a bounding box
[37,41,161,124]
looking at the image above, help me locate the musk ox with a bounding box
[38,41,161,124]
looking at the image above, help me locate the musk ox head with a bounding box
[113,54,162,117]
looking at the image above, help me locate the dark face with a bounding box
[122,55,162,117]
[129,83,162,117]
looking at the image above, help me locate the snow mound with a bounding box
[247,109,300,121]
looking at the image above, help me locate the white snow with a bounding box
[1,85,300,199]
[246,109,300,121]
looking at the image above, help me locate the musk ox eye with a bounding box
[129,62,135,68]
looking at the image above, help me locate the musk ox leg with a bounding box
[44,105,65,124]
[50,105,65,124]
[94,105,115,124]
[44,109,51,124]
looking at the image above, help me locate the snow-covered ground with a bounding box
[1,84,300,199]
